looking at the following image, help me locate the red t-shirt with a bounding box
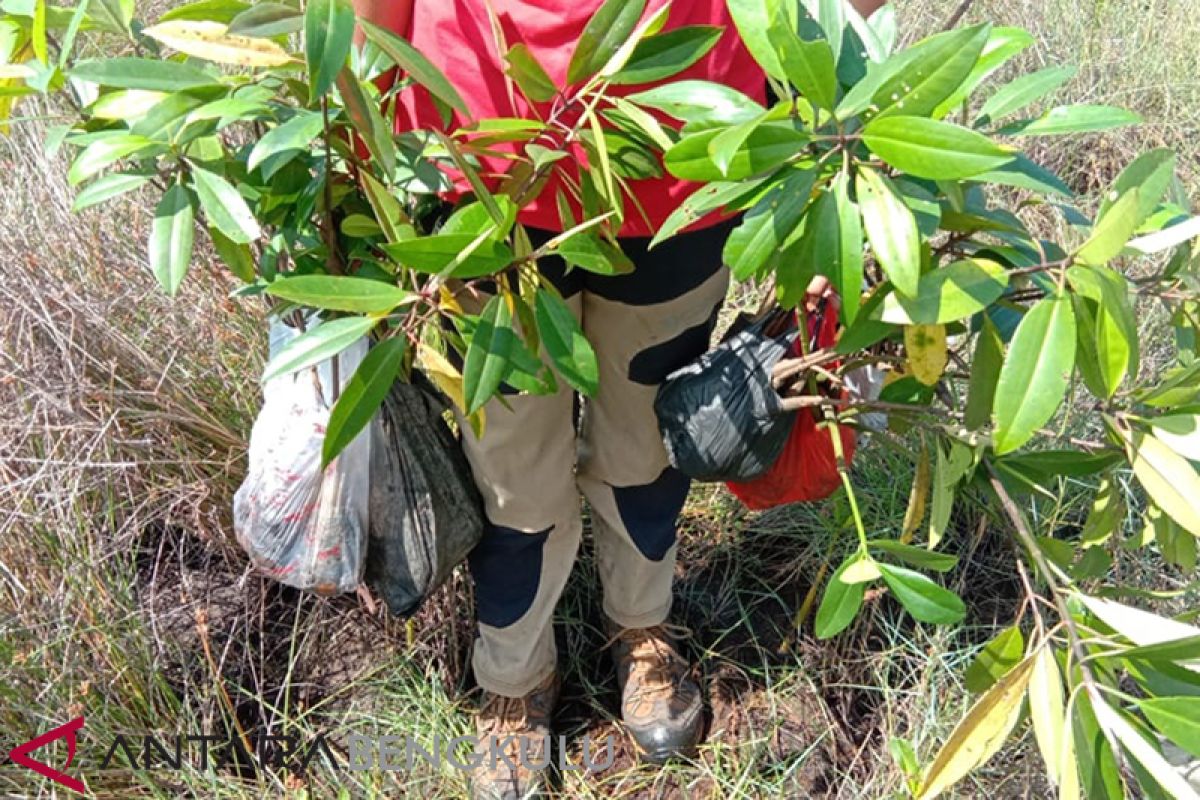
[391,0,766,238]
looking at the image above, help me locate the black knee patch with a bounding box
[627,301,722,386]
[468,523,551,628]
[612,468,691,562]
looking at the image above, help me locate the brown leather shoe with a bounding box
[470,671,559,800]
[605,619,704,763]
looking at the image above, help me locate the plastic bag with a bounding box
[654,309,800,483]
[365,371,484,618]
[726,299,855,509]
[234,318,486,615]
[233,317,371,595]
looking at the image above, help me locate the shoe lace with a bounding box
[605,622,692,701]
[480,692,531,736]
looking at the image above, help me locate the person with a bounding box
[349,1,885,797]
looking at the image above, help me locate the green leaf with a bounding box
[627,80,763,128]
[1090,697,1200,800]
[973,154,1073,198]
[723,169,814,280]
[726,0,785,80]
[1080,477,1124,547]
[664,122,805,182]
[768,9,837,112]
[360,20,469,116]
[247,111,323,178]
[869,540,958,572]
[159,0,250,24]
[265,275,410,313]
[88,0,133,34]
[1077,189,1141,266]
[777,187,832,309]
[963,625,1024,693]
[336,68,396,177]
[815,556,866,639]
[322,337,407,467]
[67,134,161,186]
[878,563,966,625]
[831,172,864,324]
[1072,692,1127,800]
[1122,634,1200,667]
[1067,265,1137,397]
[305,0,354,99]
[871,24,990,120]
[383,234,513,279]
[261,316,377,382]
[863,117,1014,181]
[858,167,920,297]
[1140,698,1200,759]
[228,2,302,38]
[208,227,256,282]
[504,43,556,102]
[930,26,1034,119]
[610,25,722,85]
[965,314,1004,431]
[189,164,259,244]
[998,105,1142,136]
[978,65,1077,123]
[535,288,597,395]
[877,258,1009,325]
[441,196,518,241]
[72,171,152,211]
[707,112,766,178]
[1122,429,1200,537]
[555,231,633,275]
[566,0,646,84]
[70,57,218,91]
[463,294,514,414]
[650,178,767,249]
[1098,148,1176,227]
[991,294,1076,454]
[148,184,195,296]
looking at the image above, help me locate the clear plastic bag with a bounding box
[233,317,370,596]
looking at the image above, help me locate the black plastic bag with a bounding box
[365,372,484,617]
[654,310,800,483]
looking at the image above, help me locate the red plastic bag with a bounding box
[726,298,855,510]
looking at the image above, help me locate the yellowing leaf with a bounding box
[906,324,948,386]
[840,555,882,585]
[1121,428,1200,536]
[142,20,294,67]
[1029,645,1066,786]
[916,653,1036,800]
[89,89,168,120]
[901,441,931,543]
[418,343,484,439]
[0,63,35,79]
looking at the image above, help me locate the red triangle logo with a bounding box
[7,716,87,794]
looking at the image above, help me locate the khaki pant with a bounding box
[459,220,735,697]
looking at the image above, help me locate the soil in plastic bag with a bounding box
[654,309,800,483]
[366,373,485,618]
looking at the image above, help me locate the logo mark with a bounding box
[8,716,86,794]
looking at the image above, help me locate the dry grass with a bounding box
[1,1,1197,797]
